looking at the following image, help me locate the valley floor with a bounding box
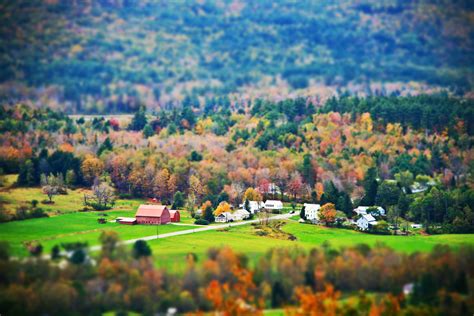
[1,183,473,272]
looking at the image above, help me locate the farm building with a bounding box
[264,200,283,211]
[135,204,171,225]
[353,206,386,216]
[116,217,137,225]
[356,214,378,230]
[303,203,321,223]
[215,212,233,223]
[169,210,181,222]
[238,201,264,214]
[232,209,250,221]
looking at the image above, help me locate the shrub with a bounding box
[194,219,210,225]
[97,218,107,224]
[132,240,152,259]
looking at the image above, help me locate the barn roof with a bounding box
[136,205,168,217]
[169,210,179,219]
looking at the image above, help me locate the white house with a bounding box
[353,206,386,216]
[232,209,250,221]
[215,212,233,223]
[356,214,378,230]
[264,200,283,210]
[303,203,321,223]
[239,201,265,214]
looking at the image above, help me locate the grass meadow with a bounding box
[1,176,473,272]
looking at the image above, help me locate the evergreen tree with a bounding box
[301,154,316,187]
[128,106,147,131]
[132,240,152,259]
[142,124,154,138]
[300,206,306,220]
[203,204,215,223]
[361,167,378,205]
[97,137,113,156]
[172,191,185,209]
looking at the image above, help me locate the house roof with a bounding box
[118,217,137,223]
[354,206,385,214]
[304,203,321,211]
[265,200,283,205]
[234,209,250,215]
[136,205,168,217]
[239,201,264,208]
[361,214,377,222]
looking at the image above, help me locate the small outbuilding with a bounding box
[117,217,137,225]
[135,204,171,225]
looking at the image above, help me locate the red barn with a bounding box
[169,210,180,222]
[135,205,170,225]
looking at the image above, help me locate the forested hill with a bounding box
[0,0,473,113]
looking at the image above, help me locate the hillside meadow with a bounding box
[147,221,474,273]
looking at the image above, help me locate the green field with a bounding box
[1,179,473,270]
[148,221,474,273]
[0,183,142,215]
[0,211,192,257]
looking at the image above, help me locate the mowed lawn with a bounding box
[0,210,192,257]
[148,220,474,273]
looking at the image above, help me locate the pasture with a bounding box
[0,211,192,257]
[148,220,474,273]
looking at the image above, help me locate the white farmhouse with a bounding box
[264,200,283,211]
[215,212,233,223]
[356,214,378,230]
[232,209,250,221]
[303,203,321,223]
[353,206,386,216]
[239,201,265,214]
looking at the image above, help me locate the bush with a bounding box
[132,240,152,259]
[97,218,107,224]
[30,208,47,218]
[194,219,210,225]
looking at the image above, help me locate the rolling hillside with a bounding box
[0,0,473,113]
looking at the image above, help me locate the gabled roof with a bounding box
[136,205,168,217]
[361,213,377,222]
[234,209,250,215]
[265,200,283,205]
[169,210,179,219]
[304,203,321,211]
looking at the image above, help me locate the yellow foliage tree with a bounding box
[319,203,337,226]
[81,155,104,185]
[243,187,262,202]
[214,201,231,216]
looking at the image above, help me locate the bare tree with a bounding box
[41,174,60,203]
[85,182,116,210]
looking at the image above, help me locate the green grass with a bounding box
[282,222,474,253]
[0,185,143,215]
[0,210,190,257]
[147,220,474,273]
